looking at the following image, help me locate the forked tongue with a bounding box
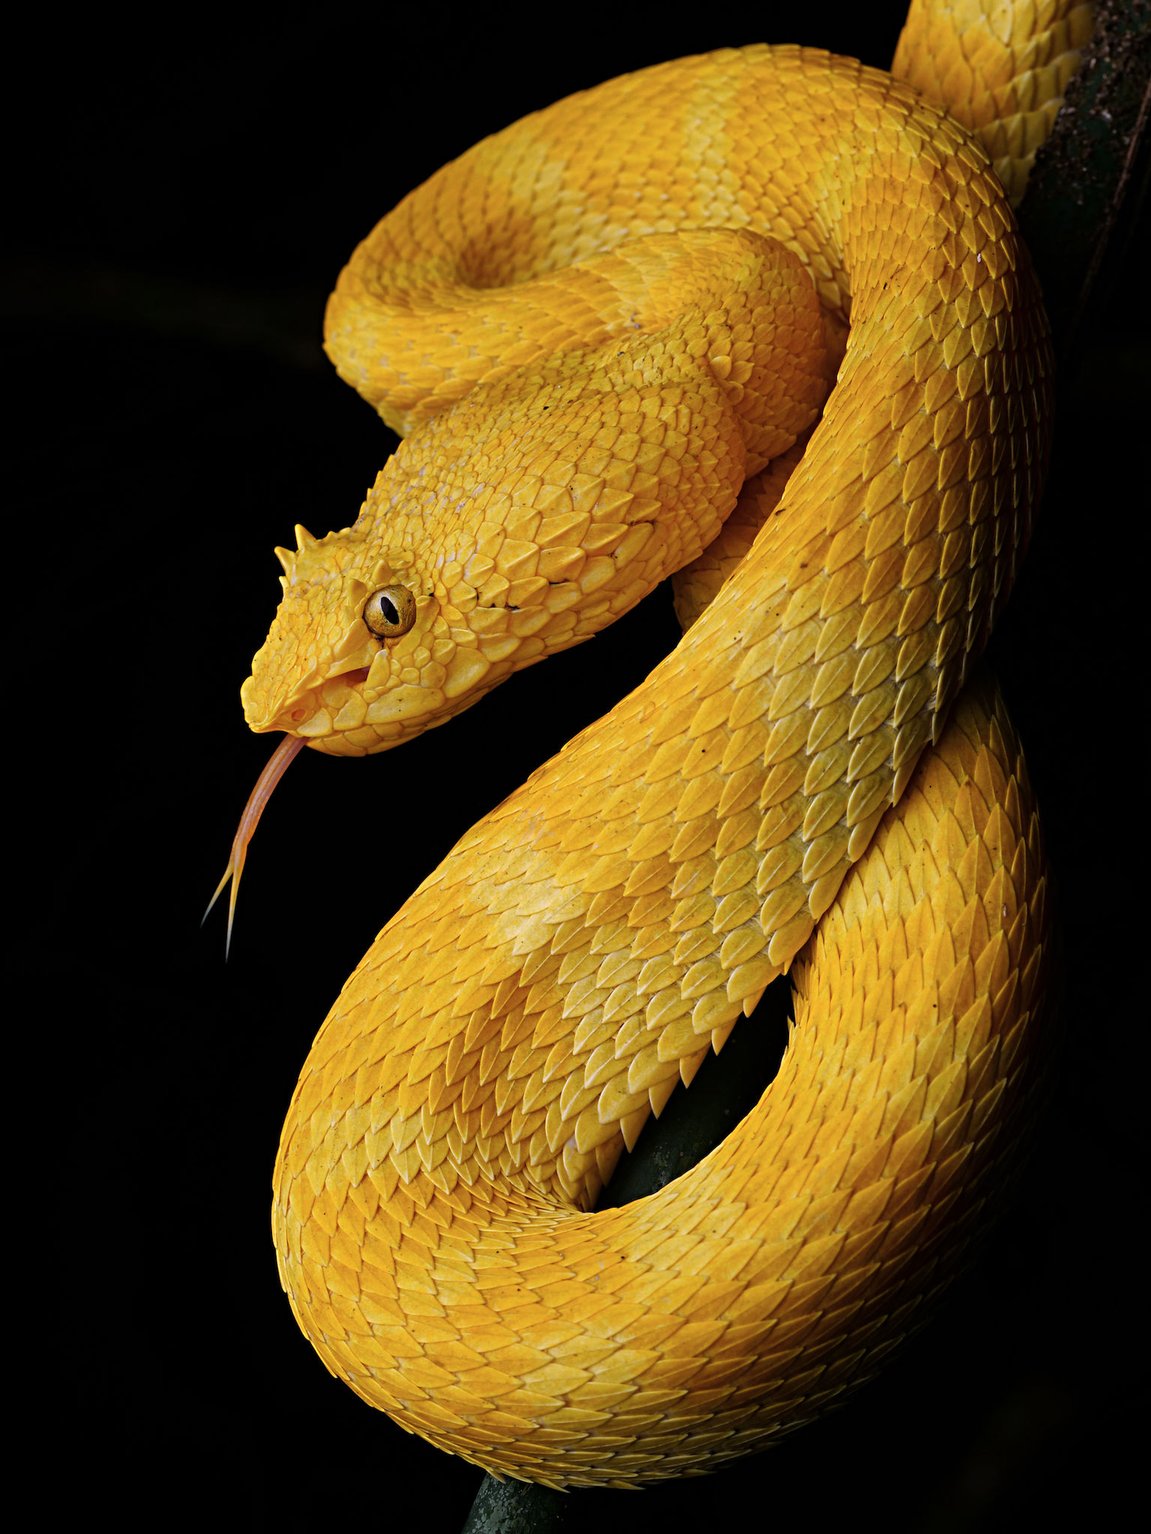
[204,734,308,955]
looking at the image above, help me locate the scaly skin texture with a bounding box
[245,2,1091,1491]
[244,232,828,752]
[895,0,1094,201]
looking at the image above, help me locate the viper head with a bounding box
[218,449,539,945]
[240,394,586,754]
[239,513,508,759]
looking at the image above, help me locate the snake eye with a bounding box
[364,584,417,638]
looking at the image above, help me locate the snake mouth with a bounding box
[242,659,377,737]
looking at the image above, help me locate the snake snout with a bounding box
[240,678,324,738]
[242,572,382,742]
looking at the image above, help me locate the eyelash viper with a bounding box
[219,0,1093,1490]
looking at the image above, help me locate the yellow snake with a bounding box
[219,0,1092,1490]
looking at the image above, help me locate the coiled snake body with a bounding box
[228,1,1089,1489]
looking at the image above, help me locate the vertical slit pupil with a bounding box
[381,596,400,625]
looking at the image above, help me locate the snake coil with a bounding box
[228,1,1091,1491]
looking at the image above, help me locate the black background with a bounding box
[17,4,1143,1528]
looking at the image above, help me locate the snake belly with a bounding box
[262,29,1073,1489]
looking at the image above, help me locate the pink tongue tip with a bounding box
[203,734,308,956]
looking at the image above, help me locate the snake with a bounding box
[216,0,1092,1490]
